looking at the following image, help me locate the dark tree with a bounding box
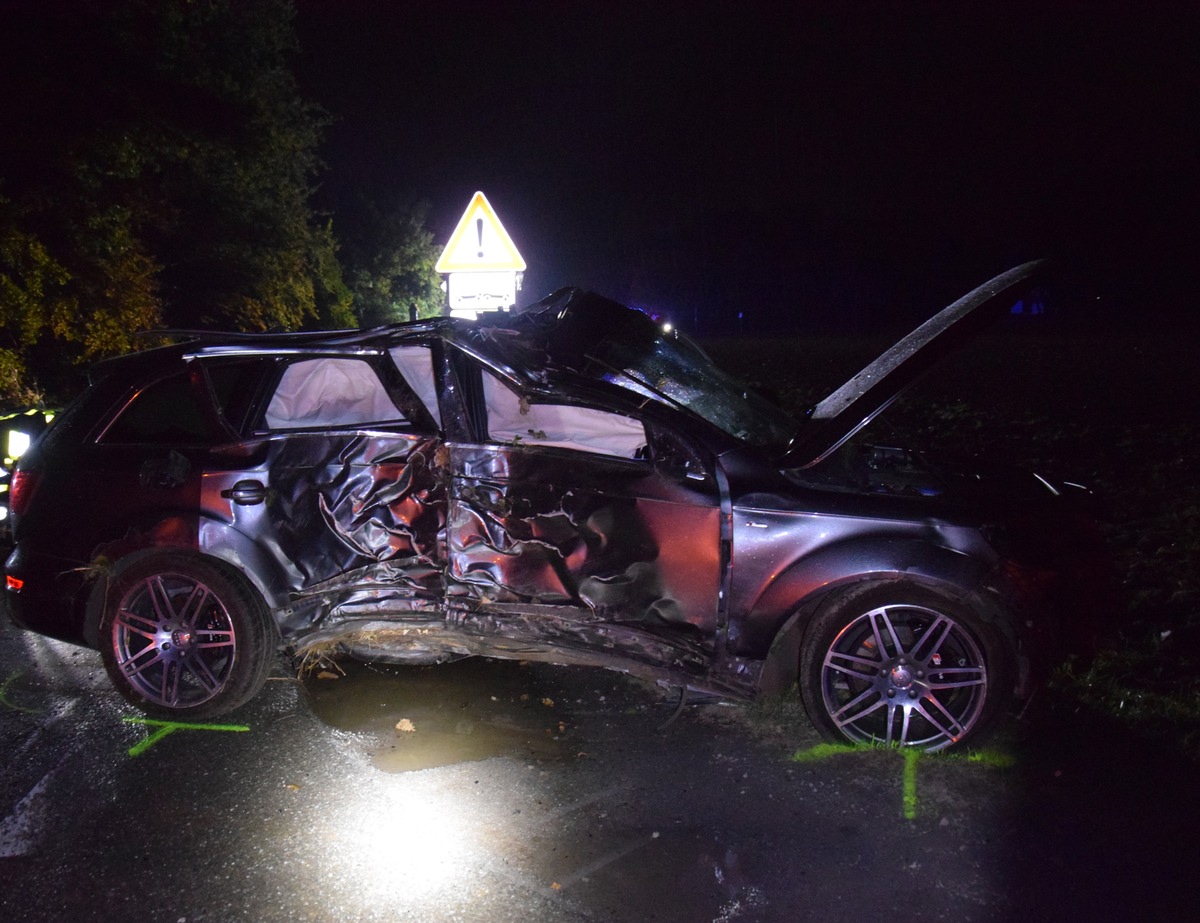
[335,195,444,327]
[0,0,352,402]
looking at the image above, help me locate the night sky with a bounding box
[292,3,1194,332]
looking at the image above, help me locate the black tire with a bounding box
[798,583,1013,751]
[99,553,275,719]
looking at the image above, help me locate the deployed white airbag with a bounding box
[389,345,440,424]
[483,373,645,458]
[265,358,402,429]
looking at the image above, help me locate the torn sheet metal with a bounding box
[252,432,446,609]
[446,443,721,636]
[263,428,724,674]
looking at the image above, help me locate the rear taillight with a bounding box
[9,467,41,521]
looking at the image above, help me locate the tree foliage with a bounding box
[0,194,73,404]
[0,0,357,403]
[337,196,445,327]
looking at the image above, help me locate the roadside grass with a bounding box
[705,324,1200,760]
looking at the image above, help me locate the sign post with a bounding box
[436,192,526,320]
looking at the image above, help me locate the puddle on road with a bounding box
[302,658,574,773]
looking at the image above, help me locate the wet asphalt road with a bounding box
[1,603,1195,923]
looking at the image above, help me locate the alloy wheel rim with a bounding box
[819,603,988,751]
[112,573,236,708]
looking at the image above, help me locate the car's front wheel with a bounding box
[799,584,1012,751]
[99,554,275,719]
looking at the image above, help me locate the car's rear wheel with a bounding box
[99,554,275,719]
[799,584,1011,751]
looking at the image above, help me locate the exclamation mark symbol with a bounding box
[476,218,484,258]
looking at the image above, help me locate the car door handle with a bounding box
[221,479,266,506]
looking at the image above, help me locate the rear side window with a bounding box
[204,359,271,433]
[264,358,404,430]
[100,371,224,445]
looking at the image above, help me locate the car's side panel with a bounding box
[220,432,448,635]
[446,442,723,658]
[728,513,997,659]
[78,513,294,647]
[5,441,211,644]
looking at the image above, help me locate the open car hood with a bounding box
[468,261,1047,466]
[781,260,1050,470]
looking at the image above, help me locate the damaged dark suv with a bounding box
[4,261,1110,750]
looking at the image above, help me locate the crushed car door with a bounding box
[240,349,446,628]
[445,364,724,676]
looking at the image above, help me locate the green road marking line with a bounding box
[123,717,250,757]
[0,671,41,714]
[790,741,1014,820]
[903,749,920,819]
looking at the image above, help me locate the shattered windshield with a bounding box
[581,329,796,448]
[469,290,797,449]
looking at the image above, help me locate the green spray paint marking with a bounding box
[123,717,249,757]
[790,742,1013,820]
[902,748,920,819]
[789,741,861,763]
[0,671,41,714]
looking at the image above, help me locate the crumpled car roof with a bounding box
[128,260,1048,469]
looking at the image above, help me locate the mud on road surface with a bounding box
[0,614,1195,922]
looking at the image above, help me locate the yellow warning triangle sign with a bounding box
[436,191,527,273]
